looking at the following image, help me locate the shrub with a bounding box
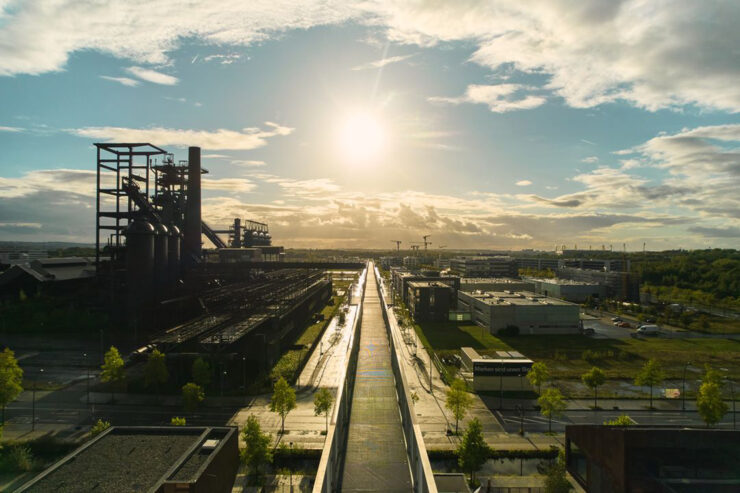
[8,445,33,472]
[90,419,111,438]
[170,416,187,426]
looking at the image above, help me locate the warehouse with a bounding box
[458,290,580,335]
[526,277,607,303]
[459,277,534,293]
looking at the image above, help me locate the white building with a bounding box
[450,256,518,278]
[458,290,580,335]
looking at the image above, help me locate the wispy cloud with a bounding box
[232,160,266,167]
[203,53,241,65]
[126,66,178,85]
[0,126,23,132]
[429,84,546,113]
[100,75,140,87]
[70,122,293,150]
[352,53,414,71]
[516,180,532,186]
[581,156,599,164]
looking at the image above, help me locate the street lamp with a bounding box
[84,352,91,407]
[289,441,294,492]
[682,362,691,411]
[242,356,246,391]
[515,404,524,435]
[32,368,44,431]
[221,370,227,397]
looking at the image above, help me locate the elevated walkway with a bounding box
[340,266,413,492]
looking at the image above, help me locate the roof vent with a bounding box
[202,439,220,451]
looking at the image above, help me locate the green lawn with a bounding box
[413,320,740,380]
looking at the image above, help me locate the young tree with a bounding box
[446,378,473,435]
[90,418,111,437]
[0,347,24,425]
[634,359,665,409]
[270,377,296,434]
[538,387,566,433]
[604,414,634,426]
[527,362,550,394]
[192,357,213,388]
[182,382,204,412]
[241,414,273,481]
[170,416,187,426]
[697,381,727,427]
[144,349,169,397]
[313,387,334,434]
[581,367,606,409]
[457,418,488,486]
[100,346,126,403]
[544,449,572,493]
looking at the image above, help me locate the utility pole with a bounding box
[32,368,44,431]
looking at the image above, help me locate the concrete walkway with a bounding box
[340,264,412,492]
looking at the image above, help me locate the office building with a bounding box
[449,256,518,278]
[407,280,453,322]
[526,277,608,303]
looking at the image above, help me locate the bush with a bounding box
[8,445,33,472]
[171,416,187,426]
[90,419,111,438]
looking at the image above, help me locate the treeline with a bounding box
[635,249,739,306]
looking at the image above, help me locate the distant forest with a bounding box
[634,249,739,307]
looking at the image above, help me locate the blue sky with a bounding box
[0,1,738,250]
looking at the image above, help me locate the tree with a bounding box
[457,418,488,486]
[446,378,472,435]
[581,367,606,409]
[241,415,272,482]
[144,349,169,397]
[544,449,572,493]
[270,377,296,434]
[182,382,204,412]
[604,414,633,426]
[0,347,24,425]
[313,388,334,434]
[538,387,566,433]
[192,357,212,388]
[634,359,665,409]
[702,364,722,386]
[90,419,111,437]
[100,346,126,403]
[527,362,550,394]
[697,382,727,427]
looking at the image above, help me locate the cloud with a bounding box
[516,180,532,186]
[688,226,740,238]
[232,160,266,167]
[203,53,241,64]
[202,154,230,159]
[352,53,414,70]
[126,66,178,85]
[202,178,256,192]
[70,122,293,150]
[99,75,140,87]
[0,126,23,132]
[581,156,599,164]
[430,84,546,112]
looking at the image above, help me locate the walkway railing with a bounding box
[376,266,438,493]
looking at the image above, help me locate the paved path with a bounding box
[340,264,412,492]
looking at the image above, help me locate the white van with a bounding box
[636,324,660,336]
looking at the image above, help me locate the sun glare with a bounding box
[335,111,386,165]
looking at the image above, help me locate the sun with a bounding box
[335,111,386,165]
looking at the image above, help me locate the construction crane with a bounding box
[422,235,432,251]
[390,240,402,252]
[409,243,422,254]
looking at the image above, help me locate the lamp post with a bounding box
[515,404,524,435]
[32,368,43,431]
[221,370,227,397]
[289,441,294,492]
[242,356,246,391]
[427,347,433,396]
[727,379,736,430]
[682,362,691,411]
[84,352,91,406]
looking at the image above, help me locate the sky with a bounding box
[0,0,739,251]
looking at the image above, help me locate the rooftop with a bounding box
[460,290,575,306]
[524,277,600,286]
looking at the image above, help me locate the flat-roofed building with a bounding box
[460,347,534,392]
[391,269,460,304]
[558,266,639,301]
[526,277,608,303]
[458,290,580,335]
[19,426,239,493]
[407,280,453,322]
[450,256,518,278]
[459,277,535,293]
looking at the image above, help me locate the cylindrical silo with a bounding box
[153,223,169,290]
[168,224,182,285]
[125,220,155,301]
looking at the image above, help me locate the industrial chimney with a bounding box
[184,146,202,262]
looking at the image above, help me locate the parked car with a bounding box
[581,327,596,336]
[645,318,656,323]
[611,316,623,322]
[617,321,632,328]
[636,324,661,336]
